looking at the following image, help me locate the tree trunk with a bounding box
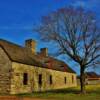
[80,66,86,94]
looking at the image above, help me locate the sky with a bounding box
[0,0,100,74]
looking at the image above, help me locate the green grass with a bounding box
[17,85,100,100]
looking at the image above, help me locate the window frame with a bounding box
[38,74,42,86]
[72,75,74,83]
[49,75,53,85]
[23,73,28,85]
[64,77,67,84]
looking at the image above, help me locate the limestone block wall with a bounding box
[10,62,34,94]
[0,47,12,94]
[86,80,100,85]
[11,62,77,94]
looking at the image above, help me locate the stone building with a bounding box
[77,72,100,85]
[85,72,100,85]
[0,39,77,94]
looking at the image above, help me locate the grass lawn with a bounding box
[17,85,100,100]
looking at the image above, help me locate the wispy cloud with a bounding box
[72,1,85,8]
[0,26,33,30]
[71,0,100,19]
[72,0,100,10]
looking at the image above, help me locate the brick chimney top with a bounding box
[25,39,36,54]
[40,48,48,56]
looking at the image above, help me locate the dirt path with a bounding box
[0,96,49,100]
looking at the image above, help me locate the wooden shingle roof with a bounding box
[0,39,76,73]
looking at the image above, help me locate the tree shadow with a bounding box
[34,88,80,94]
[87,89,100,95]
[34,87,100,95]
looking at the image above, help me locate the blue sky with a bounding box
[0,0,100,74]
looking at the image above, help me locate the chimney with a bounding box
[40,48,48,56]
[25,39,36,54]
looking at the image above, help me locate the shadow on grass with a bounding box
[16,87,80,97]
[16,86,100,97]
[87,89,100,94]
[40,88,80,94]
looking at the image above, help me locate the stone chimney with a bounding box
[25,39,36,54]
[40,48,48,56]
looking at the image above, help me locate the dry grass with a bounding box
[16,85,100,100]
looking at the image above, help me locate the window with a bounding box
[72,75,74,83]
[38,74,42,86]
[49,75,52,85]
[23,73,28,85]
[64,77,67,84]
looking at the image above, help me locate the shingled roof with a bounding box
[0,39,76,73]
[86,72,100,79]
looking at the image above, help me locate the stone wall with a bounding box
[86,80,100,85]
[0,47,12,94]
[77,78,100,85]
[11,62,77,94]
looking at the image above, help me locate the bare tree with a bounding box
[35,7,100,94]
